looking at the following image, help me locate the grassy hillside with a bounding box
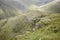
[15,0,60,40]
[15,13,60,40]
[0,0,60,40]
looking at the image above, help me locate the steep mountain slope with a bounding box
[0,1,22,30]
[0,1,25,40]
[0,1,21,20]
[0,0,60,40]
[16,13,60,40]
[14,0,60,40]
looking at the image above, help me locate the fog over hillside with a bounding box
[0,0,53,11]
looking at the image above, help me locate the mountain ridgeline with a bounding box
[40,0,60,13]
[0,0,53,11]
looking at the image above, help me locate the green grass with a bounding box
[15,13,60,40]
